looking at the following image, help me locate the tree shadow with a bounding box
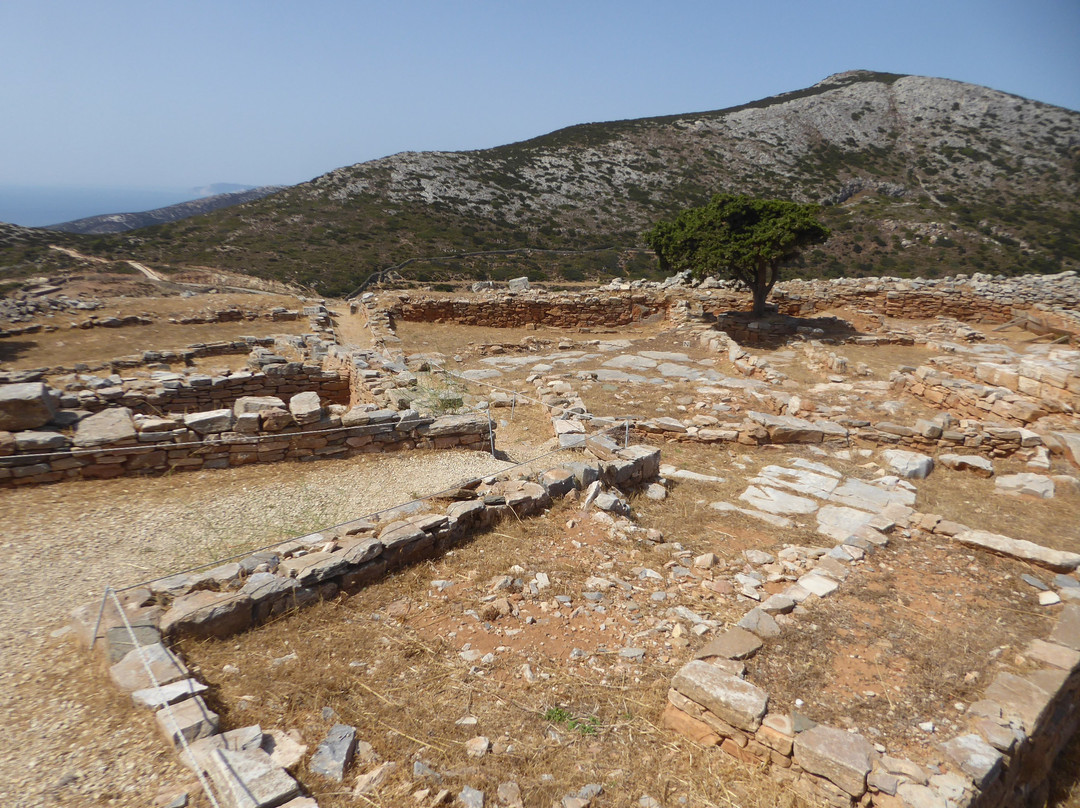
[705,309,864,350]
[0,340,40,366]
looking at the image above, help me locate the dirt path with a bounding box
[48,244,109,264]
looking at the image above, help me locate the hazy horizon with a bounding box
[0,183,260,228]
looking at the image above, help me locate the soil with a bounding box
[747,531,1053,762]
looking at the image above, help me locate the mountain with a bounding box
[6,71,1080,295]
[190,183,262,197]
[44,186,284,235]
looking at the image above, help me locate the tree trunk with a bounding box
[751,259,768,318]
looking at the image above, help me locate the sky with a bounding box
[1,0,1078,210]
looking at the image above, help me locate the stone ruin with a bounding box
[3,269,1080,807]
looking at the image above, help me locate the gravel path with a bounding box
[0,448,524,808]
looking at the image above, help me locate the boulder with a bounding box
[184,408,235,435]
[73,407,137,448]
[881,449,934,479]
[289,391,323,425]
[234,395,286,416]
[939,453,994,477]
[0,382,57,431]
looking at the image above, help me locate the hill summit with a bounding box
[10,71,1080,294]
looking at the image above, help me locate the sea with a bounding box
[0,185,207,228]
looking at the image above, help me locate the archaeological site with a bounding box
[1,263,1078,808]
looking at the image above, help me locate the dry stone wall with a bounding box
[663,502,1080,808]
[389,290,665,329]
[68,444,662,808]
[0,401,495,487]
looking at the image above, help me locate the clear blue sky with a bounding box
[1,0,1077,191]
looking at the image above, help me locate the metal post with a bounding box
[88,587,111,651]
[510,393,517,421]
[487,404,496,457]
[624,418,630,448]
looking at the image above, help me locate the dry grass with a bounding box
[179,504,810,808]
[914,456,1080,554]
[747,532,1052,761]
[3,319,309,369]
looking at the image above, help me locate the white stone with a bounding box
[881,450,934,479]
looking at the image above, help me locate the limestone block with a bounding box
[671,660,768,732]
[184,408,235,435]
[73,407,137,447]
[157,696,219,747]
[160,591,253,639]
[205,747,301,808]
[110,642,189,692]
[793,724,873,797]
[0,382,57,431]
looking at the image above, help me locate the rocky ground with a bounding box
[2,277,1080,808]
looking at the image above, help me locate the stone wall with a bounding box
[663,503,1080,808]
[67,444,662,808]
[389,291,665,330]
[897,366,1057,426]
[0,404,494,488]
[62,363,351,415]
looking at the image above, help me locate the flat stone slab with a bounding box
[132,678,208,709]
[755,465,840,499]
[739,484,818,515]
[952,530,1080,573]
[794,724,874,797]
[110,642,189,692]
[939,733,1003,789]
[881,449,934,479]
[157,695,219,747]
[74,406,136,447]
[694,628,763,660]
[939,453,995,477]
[183,408,235,435]
[1049,604,1080,651]
[309,723,357,781]
[205,747,301,808]
[601,355,657,371]
[996,472,1055,498]
[816,505,875,541]
[671,659,767,732]
[710,500,793,528]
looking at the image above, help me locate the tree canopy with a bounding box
[643,193,830,316]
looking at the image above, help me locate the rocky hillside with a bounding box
[7,70,1080,296]
[45,186,284,234]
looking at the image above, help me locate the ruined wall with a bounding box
[0,410,494,488]
[390,291,664,329]
[64,363,351,415]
